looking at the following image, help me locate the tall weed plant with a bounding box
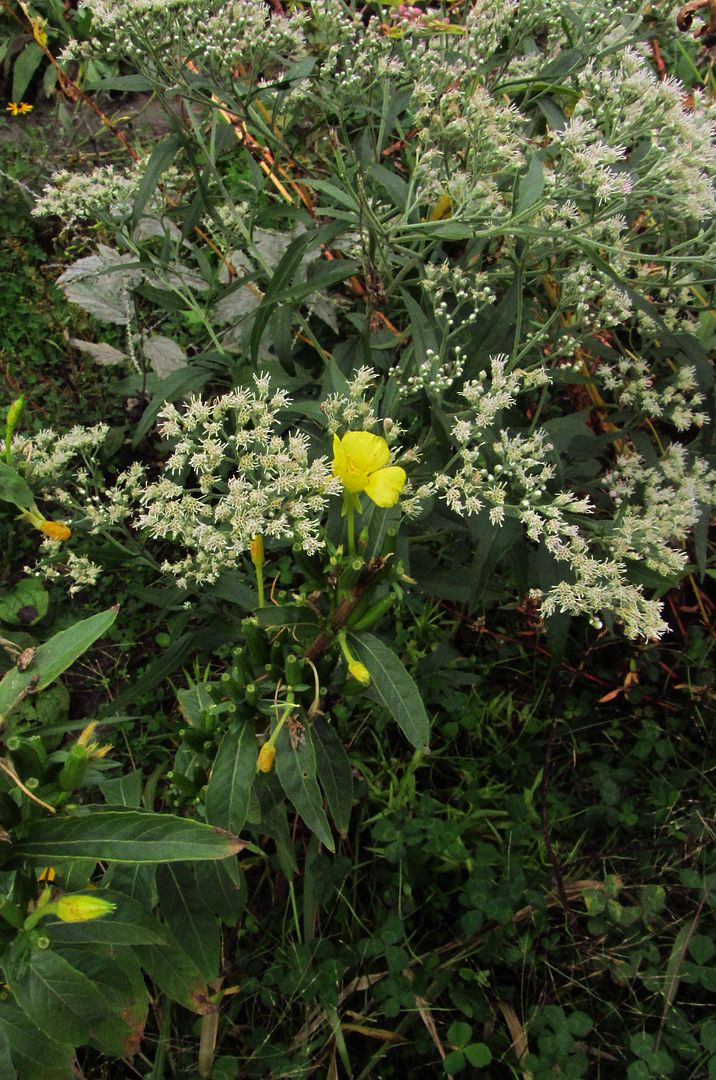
[0,1,714,1076]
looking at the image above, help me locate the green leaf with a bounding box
[0,1004,74,1080]
[132,134,181,226]
[515,153,545,214]
[448,1021,473,1048]
[99,769,143,808]
[348,632,430,749]
[12,43,44,103]
[9,949,112,1045]
[566,1011,593,1037]
[276,726,334,851]
[45,891,168,947]
[688,934,716,965]
[256,605,320,631]
[205,721,257,836]
[156,863,220,980]
[14,808,243,863]
[0,1028,16,1078]
[139,934,214,1014]
[311,716,353,834]
[82,74,154,91]
[464,1043,493,1068]
[0,461,35,511]
[193,858,247,924]
[0,607,119,724]
[0,578,48,626]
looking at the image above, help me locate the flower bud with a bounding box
[55,894,116,923]
[257,743,276,773]
[348,659,371,686]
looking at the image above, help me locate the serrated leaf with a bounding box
[205,721,257,836]
[0,607,118,723]
[276,726,334,851]
[311,716,352,834]
[57,247,142,325]
[348,632,430,749]
[68,338,127,365]
[142,334,186,378]
[14,807,243,863]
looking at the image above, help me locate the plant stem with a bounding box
[346,500,356,556]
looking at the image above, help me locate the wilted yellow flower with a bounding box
[257,742,276,773]
[31,17,48,48]
[39,519,71,541]
[55,894,116,923]
[348,659,371,686]
[332,432,406,508]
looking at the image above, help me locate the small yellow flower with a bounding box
[257,743,276,773]
[55,894,116,923]
[39,519,72,541]
[348,659,371,686]
[6,102,33,116]
[332,432,406,508]
[31,17,48,48]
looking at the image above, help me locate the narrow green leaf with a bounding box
[193,858,247,924]
[312,716,353,834]
[156,864,220,980]
[0,607,119,724]
[205,721,257,835]
[0,1028,16,1078]
[45,891,168,947]
[348,632,430,749]
[14,808,243,863]
[276,727,334,851]
[12,43,44,103]
[139,934,214,1014]
[132,134,181,226]
[515,153,545,214]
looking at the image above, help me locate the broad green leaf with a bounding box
[0,578,48,626]
[156,863,220,980]
[348,632,430,749]
[205,722,257,836]
[0,461,35,511]
[9,949,112,1045]
[99,768,143,808]
[0,607,119,724]
[14,808,243,863]
[45,891,168,947]
[0,1004,74,1080]
[82,74,154,92]
[311,716,353,834]
[276,726,334,851]
[256,605,320,631]
[0,1029,16,1078]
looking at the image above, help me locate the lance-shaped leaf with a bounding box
[312,716,353,835]
[14,808,243,864]
[275,726,334,852]
[205,721,257,836]
[348,632,430,750]
[0,607,119,724]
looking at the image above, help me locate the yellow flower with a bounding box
[6,102,33,116]
[348,659,371,686]
[39,519,72,541]
[257,742,276,773]
[31,17,48,48]
[332,432,406,508]
[55,894,116,923]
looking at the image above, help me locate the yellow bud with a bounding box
[39,520,71,541]
[55,894,116,923]
[257,742,276,773]
[348,659,371,686]
[250,534,265,568]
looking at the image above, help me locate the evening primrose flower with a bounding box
[332,432,406,508]
[55,894,116,923]
[20,506,72,541]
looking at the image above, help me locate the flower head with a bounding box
[332,431,406,508]
[6,102,33,116]
[347,659,371,686]
[257,742,276,773]
[39,519,72,541]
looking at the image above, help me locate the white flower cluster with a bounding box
[35,552,103,596]
[392,346,466,398]
[434,361,691,639]
[85,375,340,587]
[599,357,708,431]
[71,0,306,79]
[33,162,165,226]
[320,367,382,436]
[12,425,109,483]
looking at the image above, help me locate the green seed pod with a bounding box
[349,592,395,632]
[58,744,89,793]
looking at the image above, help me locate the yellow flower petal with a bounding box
[39,520,72,541]
[340,430,391,474]
[364,466,406,508]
